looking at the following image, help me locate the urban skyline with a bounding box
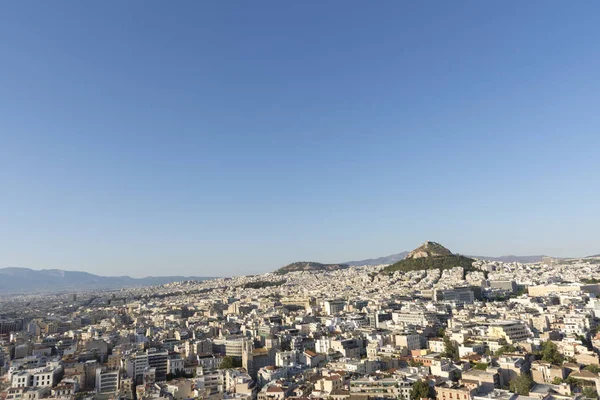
[1,241,599,279]
[2,3,600,400]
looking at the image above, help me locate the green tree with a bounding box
[509,373,533,395]
[473,362,488,370]
[495,344,517,356]
[551,377,563,385]
[219,356,242,369]
[442,336,458,361]
[582,387,598,399]
[410,380,433,400]
[540,341,564,365]
[383,254,476,274]
[583,364,600,373]
[565,376,578,386]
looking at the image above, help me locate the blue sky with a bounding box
[1,1,599,277]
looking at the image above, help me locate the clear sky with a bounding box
[1,1,599,277]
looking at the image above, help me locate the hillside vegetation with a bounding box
[242,280,286,289]
[382,254,475,273]
[275,262,349,275]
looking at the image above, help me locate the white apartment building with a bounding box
[95,368,119,394]
[12,372,31,388]
[275,350,298,367]
[488,320,531,344]
[392,311,437,327]
[315,338,332,354]
[395,333,421,351]
[11,367,61,389]
[428,338,445,353]
[167,356,185,374]
[324,300,346,316]
[32,370,54,388]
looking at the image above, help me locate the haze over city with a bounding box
[2,1,600,277]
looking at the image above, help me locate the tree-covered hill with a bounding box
[275,261,349,275]
[382,254,475,274]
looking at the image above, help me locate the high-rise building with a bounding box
[126,348,168,384]
[324,299,346,315]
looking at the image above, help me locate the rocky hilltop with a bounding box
[275,262,349,275]
[406,241,452,259]
[383,241,475,274]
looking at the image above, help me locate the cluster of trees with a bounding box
[242,280,286,289]
[166,370,193,380]
[275,262,349,275]
[383,255,476,274]
[494,344,518,356]
[583,364,600,373]
[472,362,488,370]
[581,278,600,284]
[562,375,599,398]
[509,373,533,395]
[219,356,242,369]
[410,380,435,400]
[538,341,564,364]
[408,360,423,367]
[582,387,599,398]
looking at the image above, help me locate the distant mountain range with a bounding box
[469,255,548,263]
[344,252,409,266]
[0,267,213,294]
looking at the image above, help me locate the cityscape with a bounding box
[3,2,600,400]
[2,241,600,400]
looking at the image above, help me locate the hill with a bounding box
[275,261,349,275]
[382,241,475,274]
[345,248,555,266]
[406,241,452,259]
[0,267,214,294]
[383,254,476,273]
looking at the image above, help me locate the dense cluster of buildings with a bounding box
[1,257,600,400]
